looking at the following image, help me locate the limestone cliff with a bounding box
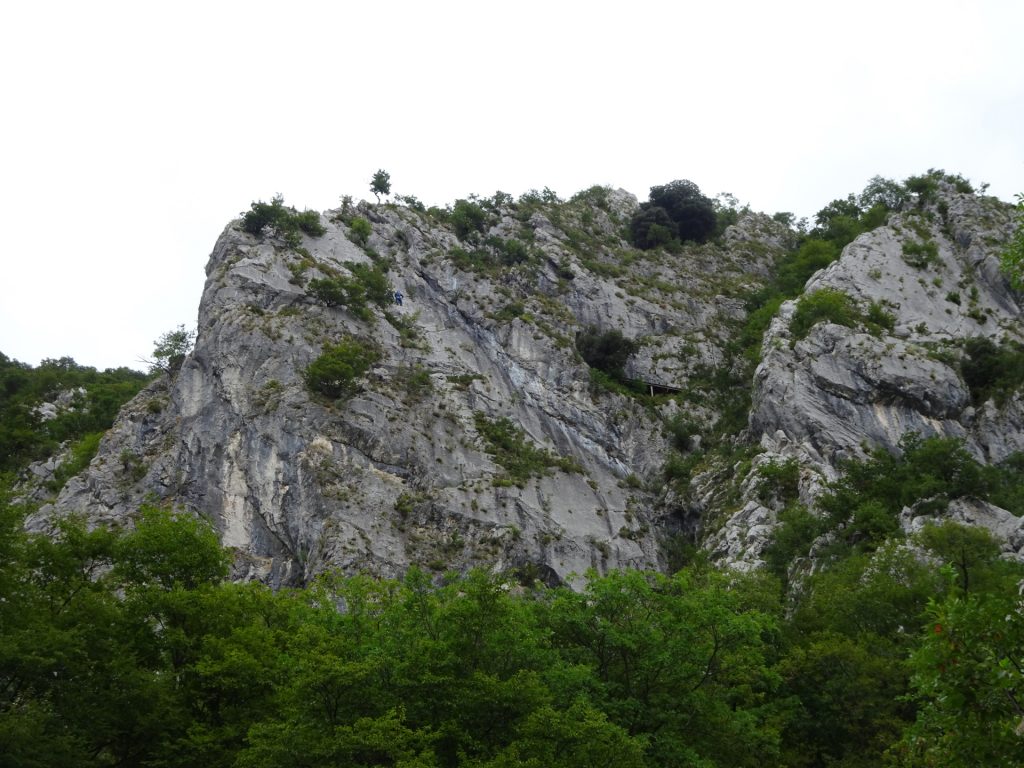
[42,189,782,585]
[711,181,1024,568]
[38,180,1024,584]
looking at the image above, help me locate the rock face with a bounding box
[43,191,782,585]
[39,181,1024,582]
[711,182,1024,568]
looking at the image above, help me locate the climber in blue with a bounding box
[394,290,404,306]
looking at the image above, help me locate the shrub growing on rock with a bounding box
[789,288,860,340]
[575,326,638,380]
[348,216,372,246]
[304,338,380,399]
[450,199,489,241]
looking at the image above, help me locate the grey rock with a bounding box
[46,190,779,586]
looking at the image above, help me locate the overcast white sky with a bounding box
[1,0,1021,371]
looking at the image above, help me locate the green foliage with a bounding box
[308,261,392,321]
[999,192,1024,290]
[369,168,390,203]
[901,238,940,269]
[449,198,489,241]
[811,193,863,245]
[809,176,905,251]
[629,204,677,249]
[575,326,638,380]
[904,168,974,206]
[348,216,372,246]
[648,179,717,243]
[347,261,393,306]
[241,195,326,244]
[899,572,1024,767]
[983,452,1024,516]
[150,324,196,374]
[47,430,104,492]
[859,175,909,211]
[473,413,581,486]
[816,435,998,553]
[773,239,840,297]
[304,338,380,399]
[765,435,1023,590]
[546,568,781,767]
[115,505,229,590]
[763,504,823,580]
[786,288,892,343]
[0,353,148,475]
[915,520,1003,594]
[756,457,800,505]
[864,299,896,334]
[3,469,1023,768]
[630,179,716,249]
[789,288,861,339]
[394,193,426,212]
[448,236,536,275]
[0,500,237,767]
[959,336,1024,406]
[777,628,912,766]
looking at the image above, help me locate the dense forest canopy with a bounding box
[1,483,1023,767]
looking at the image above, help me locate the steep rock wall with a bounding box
[43,191,781,585]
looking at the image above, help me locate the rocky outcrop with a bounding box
[36,181,1024,581]
[712,183,1024,569]
[41,191,781,585]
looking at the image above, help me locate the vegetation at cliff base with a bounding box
[3,460,1024,767]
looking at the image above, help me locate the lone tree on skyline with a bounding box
[370,169,391,203]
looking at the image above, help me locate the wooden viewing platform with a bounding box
[626,379,684,397]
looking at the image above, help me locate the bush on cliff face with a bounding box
[789,288,861,340]
[309,262,393,321]
[449,198,489,242]
[575,326,638,380]
[304,338,380,399]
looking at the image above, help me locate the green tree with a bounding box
[150,325,196,375]
[898,582,1024,767]
[348,216,372,246]
[631,179,716,249]
[370,169,391,204]
[545,568,781,767]
[647,179,717,243]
